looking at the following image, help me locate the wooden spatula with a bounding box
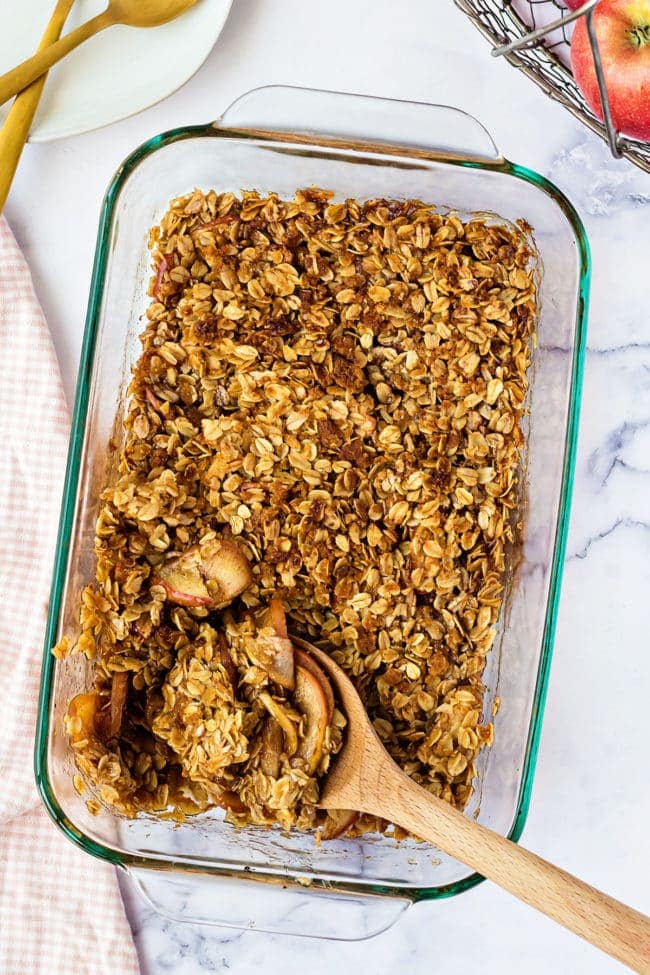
[297,638,650,972]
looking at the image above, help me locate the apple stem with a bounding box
[627,25,650,48]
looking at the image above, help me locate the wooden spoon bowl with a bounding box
[296,637,650,973]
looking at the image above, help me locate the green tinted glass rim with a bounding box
[34,123,590,901]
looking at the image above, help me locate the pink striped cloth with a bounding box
[0,217,140,975]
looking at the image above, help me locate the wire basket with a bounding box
[454,0,650,173]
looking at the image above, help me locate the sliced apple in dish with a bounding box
[293,665,330,773]
[153,538,252,609]
[247,596,295,689]
[144,385,164,412]
[259,692,299,757]
[154,552,212,607]
[251,632,295,690]
[218,636,238,692]
[66,691,101,743]
[216,789,247,814]
[292,642,334,720]
[321,809,359,841]
[259,717,284,778]
[101,671,129,740]
[250,627,295,689]
[201,539,253,606]
[268,596,289,639]
[67,672,129,744]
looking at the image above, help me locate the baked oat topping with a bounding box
[56,187,536,836]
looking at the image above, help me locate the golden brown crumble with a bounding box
[56,187,536,838]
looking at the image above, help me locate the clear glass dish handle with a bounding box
[126,867,411,940]
[215,85,502,164]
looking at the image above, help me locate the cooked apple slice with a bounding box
[201,539,253,607]
[251,596,294,689]
[154,570,212,607]
[153,538,252,609]
[259,692,299,757]
[66,692,100,743]
[263,637,294,689]
[145,386,164,412]
[68,674,128,743]
[294,665,329,773]
[259,718,283,778]
[253,632,295,689]
[268,596,288,638]
[217,789,247,814]
[153,550,211,607]
[292,644,334,720]
[218,636,238,693]
[322,809,359,841]
[101,671,129,740]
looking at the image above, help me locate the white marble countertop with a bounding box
[9,0,650,971]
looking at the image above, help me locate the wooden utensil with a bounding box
[298,639,650,973]
[0,0,75,213]
[0,0,199,108]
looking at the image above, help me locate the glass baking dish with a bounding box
[35,86,589,940]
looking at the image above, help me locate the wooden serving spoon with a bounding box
[299,639,650,972]
[0,0,199,108]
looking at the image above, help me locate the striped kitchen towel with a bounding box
[0,216,140,975]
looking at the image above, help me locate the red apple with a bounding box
[571,0,650,140]
[563,0,589,9]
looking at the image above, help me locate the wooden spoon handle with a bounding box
[378,765,650,972]
[0,0,75,212]
[0,10,113,107]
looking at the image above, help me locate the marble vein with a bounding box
[568,517,650,561]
